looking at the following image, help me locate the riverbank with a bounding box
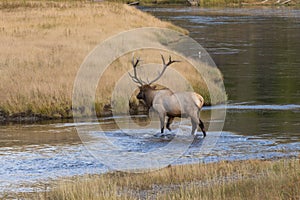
[17,158,299,199]
[0,0,227,122]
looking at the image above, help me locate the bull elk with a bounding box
[129,54,206,137]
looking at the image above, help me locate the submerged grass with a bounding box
[24,158,300,200]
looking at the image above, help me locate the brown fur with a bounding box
[131,55,206,137]
[137,85,206,137]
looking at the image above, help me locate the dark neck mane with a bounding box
[144,88,172,108]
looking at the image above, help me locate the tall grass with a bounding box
[160,159,300,199]
[0,0,226,120]
[25,158,300,199]
[0,0,197,120]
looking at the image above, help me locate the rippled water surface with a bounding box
[1,112,299,194]
[1,6,300,195]
[142,5,300,155]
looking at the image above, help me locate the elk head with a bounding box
[128,54,180,102]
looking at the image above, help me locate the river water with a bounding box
[1,6,300,195]
[143,6,300,141]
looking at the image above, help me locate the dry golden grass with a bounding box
[0,0,226,120]
[0,0,191,119]
[159,159,300,199]
[25,158,300,200]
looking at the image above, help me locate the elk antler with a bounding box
[148,54,180,85]
[128,54,146,86]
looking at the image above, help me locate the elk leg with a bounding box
[191,114,200,135]
[159,113,166,134]
[166,116,174,131]
[191,120,198,135]
[199,119,206,137]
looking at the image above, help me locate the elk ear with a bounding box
[151,85,157,90]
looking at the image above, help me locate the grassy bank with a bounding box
[21,158,300,199]
[0,0,227,121]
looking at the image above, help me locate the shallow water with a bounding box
[1,6,300,195]
[143,6,300,148]
[142,6,300,104]
[1,108,299,194]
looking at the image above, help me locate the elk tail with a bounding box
[193,93,205,109]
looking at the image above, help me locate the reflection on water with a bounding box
[142,6,300,105]
[0,122,80,148]
[0,111,299,194]
[0,122,104,194]
[142,6,300,144]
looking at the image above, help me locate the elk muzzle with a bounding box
[136,91,143,100]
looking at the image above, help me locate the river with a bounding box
[0,6,299,195]
[142,6,300,140]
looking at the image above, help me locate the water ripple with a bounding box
[203,104,300,111]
